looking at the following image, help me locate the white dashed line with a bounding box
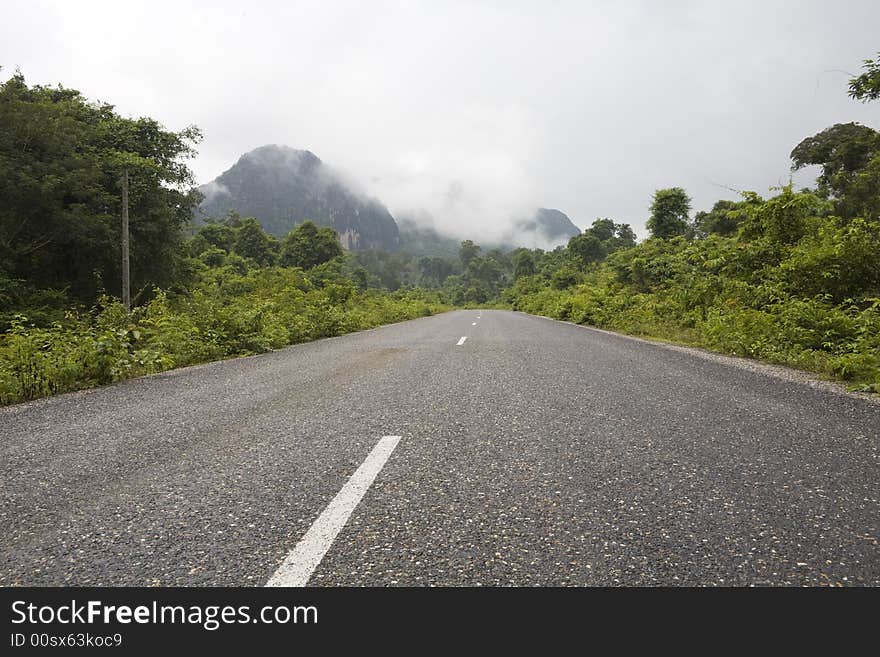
[456,336,467,346]
[266,435,402,587]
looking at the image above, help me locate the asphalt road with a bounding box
[1,310,878,586]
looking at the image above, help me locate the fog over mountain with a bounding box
[199,145,581,252]
[4,1,878,240]
[197,145,400,251]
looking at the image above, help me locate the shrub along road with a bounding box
[1,310,877,586]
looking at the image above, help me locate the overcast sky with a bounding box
[2,0,879,240]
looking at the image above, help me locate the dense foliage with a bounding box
[501,56,880,392]
[0,71,202,308]
[2,52,878,404]
[0,74,446,405]
[849,51,880,102]
[504,193,880,391]
[0,214,447,405]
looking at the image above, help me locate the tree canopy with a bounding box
[647,188,692,239]
[280,221,343,269]
[790,123,880,220]
[0,72,202,305]
[849,51,880,102]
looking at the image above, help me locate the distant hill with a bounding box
[197,145,578,254]
[197,145,400,251]
[397,214,463,258]
[399,207,581,257]
[517,208,580,243]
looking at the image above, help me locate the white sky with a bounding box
[2,0,879,239]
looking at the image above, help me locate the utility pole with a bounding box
[121,169,131,312]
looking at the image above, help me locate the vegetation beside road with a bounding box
[1,52,878,404]
[0,258,446,405]
[499,54,880,392]
[0,72,447,405]
[502,204,880,392]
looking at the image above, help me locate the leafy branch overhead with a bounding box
[848,51,880,102]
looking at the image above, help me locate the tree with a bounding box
[587,218,616,242]
[0,71,202,305]
[350,266,370,291]
[418,256,455,287]
[466,255,504,295]
[459,240,481,268]
[740,185,826,244]
[551,265,579,289]
[694,200,742,236]
[198,246,227,268]
[234,217,275,266]
[612,223,637,249]
[647,188,691,239]
[196,221,236,252]
[568,233,606,266]
[849,51,880,102]
[584,218,636,252]
[280,221,342,269]
[790,122,880,219]
[790,50,880,220]
[512,250,537,279]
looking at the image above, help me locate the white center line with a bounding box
[266,435,402,587]
[456,336,467,346]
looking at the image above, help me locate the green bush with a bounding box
[0,266,450,406]
[503,188,880,391]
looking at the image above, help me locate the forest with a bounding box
[501,53,880,393]
[1,51,878,404]
[0,71,447,405]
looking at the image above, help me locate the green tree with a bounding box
[459,240,481,268]
[790,123,880,220]
[587,218,616,242]
[198,246,227,268]
[551,264,579,289]
[740,186,827,244]
[647,188,692,239]
[611,223,637,249]
[466,255,505,294]
[0,71,201,305]
[694,200,742,236]
[417,256,455,287]
[780,217,880,301]
[197,221,237,252]
[350,266,370,291]
[512,250,537,279]
[579,218,637,255]
[568,233,606,266]
[849,51,880,102]
[234,217,275,266]
[280,221,343,269]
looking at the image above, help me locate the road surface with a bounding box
[1,310,878,586]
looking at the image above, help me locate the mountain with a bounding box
[397,214,463,258]
[197,145,400,251]
[399,207,581,257]
[517,208,581,243]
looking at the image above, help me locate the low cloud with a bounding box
[198,180,229,205]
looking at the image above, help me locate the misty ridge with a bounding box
[196,144,583,253]
[196,145,400,251]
